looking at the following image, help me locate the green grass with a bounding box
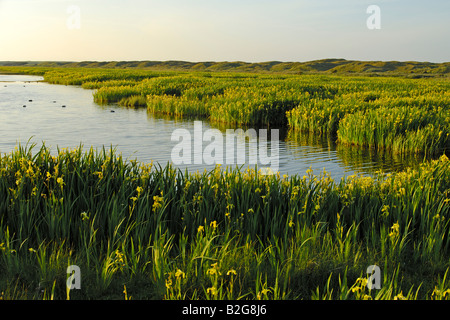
[0,144,449,300]
[1,59,450,75]
[337,105,450,156]
[1,66,449,155]
[0,65,450,300]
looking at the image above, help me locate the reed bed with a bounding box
[1,65,450,301]
[1,144,449,300]
[1,65,448,155]
[337,105,450,156]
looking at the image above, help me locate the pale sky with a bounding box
[0,0,448,63]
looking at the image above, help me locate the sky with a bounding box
[0,0,449,63]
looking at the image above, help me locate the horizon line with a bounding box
[0,58,449,64]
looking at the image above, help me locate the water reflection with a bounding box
[285,129,432,178]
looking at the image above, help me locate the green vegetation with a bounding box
[0,144,449,300]
[2,65,447,155]
[0,63,449,300]
[1,59,450,76]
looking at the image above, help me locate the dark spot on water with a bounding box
[29,99,33,102]
[23,105,26,108]
[111,110,115,113]
[62,105,66,108]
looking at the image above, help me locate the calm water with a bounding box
[0,74,426,181]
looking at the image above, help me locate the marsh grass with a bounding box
[337,105,450,156]
[0,144,449,300]
[0,66,449,300]
[1,66,449,154]
[118,95,148,108]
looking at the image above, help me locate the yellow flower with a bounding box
[443,289,450,298]
[94,171,103,180]
[136,186,143,196]
[288,220,295,228]
[207,287,218,296]
[210,221,218,229]
[394,291,407,300]
[261,288,270,295]
[389,222,400,239]
[57,177,64,186]
[123,285,131,300]
[197,225,204,233]
[175,269,185,279]
[26,167,34,177]
[207,268,217,276]
[227,269,237,276]
[152,193,164,211]
[165,277,172,289]
[357,277,368,287]
[391,222,400,233]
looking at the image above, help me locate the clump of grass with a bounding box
[118,95,147,108]
[146,94,210,118]
[94,85,143,104]
[337,105,450,155]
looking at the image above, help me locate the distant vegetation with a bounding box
[1,58,449,76]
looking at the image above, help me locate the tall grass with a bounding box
[1,144,449,300]
[2,65,449,154]
[337,105,450,156]
[1,66,450,300]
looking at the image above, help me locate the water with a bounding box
[0,74,426,181]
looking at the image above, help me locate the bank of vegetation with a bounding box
[0,65,449,300]
[2,66,446,155]
[0,145,449,300]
